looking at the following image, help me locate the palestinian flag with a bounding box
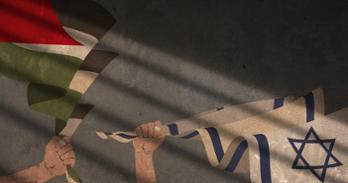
[0,0,117,182]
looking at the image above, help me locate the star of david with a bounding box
[288,127,343,182]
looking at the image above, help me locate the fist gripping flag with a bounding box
[0,0,117,182]
[99,88,348,183]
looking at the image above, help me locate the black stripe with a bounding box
[51,0,116,39]
[79,50,118,73]
[70,104,94,118]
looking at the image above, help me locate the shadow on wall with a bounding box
[106,0,348,113]
[1,0,348,183]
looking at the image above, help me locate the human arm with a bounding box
[0,136,76,183]
[133,121,165,183]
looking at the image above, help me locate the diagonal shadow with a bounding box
[2,39,346,182]
[102,0,348,114]
[96,73,348,156]
[0,71,346,182]
[1,101,346,183]
[0,103,135,179]
[0,103,250,182]
[98,31,348,132]
[1,1,347,182]
[90,102,347,183]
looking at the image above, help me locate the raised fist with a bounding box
[133,121,166,154]
[40,136,76,178]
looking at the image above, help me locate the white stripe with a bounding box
[68,70,98,94]
[14,26,98,60]
[59,118,83,138]
[245,135,263,183]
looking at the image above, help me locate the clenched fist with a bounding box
[133,121,165,154]
[40,136,76,179]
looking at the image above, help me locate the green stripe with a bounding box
[28,83,81,122]
[0,43,82,88]
[0,43,83,128]
[67,165,82,183]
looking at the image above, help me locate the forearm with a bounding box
[135,151,156,183]
[0,162,51,183]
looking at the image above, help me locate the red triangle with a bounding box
[0,0,81,45]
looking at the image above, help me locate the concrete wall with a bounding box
[1,0,348,182]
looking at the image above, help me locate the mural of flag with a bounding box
[99,88,348,183]
[2,1,347,183]
[0,0,117,182]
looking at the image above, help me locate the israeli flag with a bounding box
[98,88,347,183]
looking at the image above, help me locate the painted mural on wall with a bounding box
[0,1,347,183]
[0,0,116,182]
[99,88,347,183]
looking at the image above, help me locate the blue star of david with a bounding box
[288,127,343,182]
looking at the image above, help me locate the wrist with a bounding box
[37,161,53,183]
[135,148,155,156]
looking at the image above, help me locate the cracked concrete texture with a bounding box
[1,0,348,182]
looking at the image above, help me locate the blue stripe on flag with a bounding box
[224,140,248,172]
[167,124,179,135]
[273,98,284,109]
[303,92,314,122]
[206,127,224,162]
[181,131,199,139]
[117,133,137,139]
[254,134,272,183]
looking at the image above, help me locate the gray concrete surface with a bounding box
[1,0,348,182]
